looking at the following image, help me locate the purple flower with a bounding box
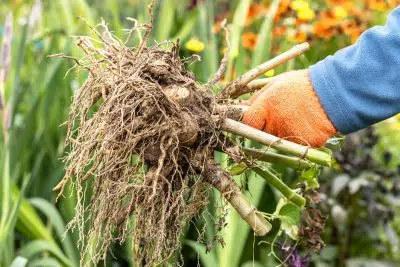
[280,244,311,267]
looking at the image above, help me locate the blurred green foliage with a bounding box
[0,0,399,266]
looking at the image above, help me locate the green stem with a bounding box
[222,119,333,167]
[251,166,306,207]
[242,147,314,170]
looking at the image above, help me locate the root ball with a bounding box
[57,22,225,266]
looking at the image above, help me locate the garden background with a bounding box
[1,0,400,266]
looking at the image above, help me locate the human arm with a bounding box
[243,8,400,147]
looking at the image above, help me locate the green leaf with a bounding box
[225,0,252,81]
[12,184,55,243]
[250,0,281,68]
[155,0,177,41]
[19,240,71,266]
[29,257,63,267]
[10,257,28,267]
[300,167,320,189]
[275,202,301,240]
[229,163,247,176]
[29,198,79,266]
[278,203,300,226]
[172,9,199,42]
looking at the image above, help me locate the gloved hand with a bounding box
[242,69,337,147]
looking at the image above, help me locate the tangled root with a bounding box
[55,19,227,266]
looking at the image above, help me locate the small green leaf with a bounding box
[277,203,301,240]
[229,163,247,176]
[300,167,320,189]
[278,203,300,226]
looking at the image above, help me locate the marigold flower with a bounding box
[333,6,348,20]
[241,32,258,50]
[340,20,364,43]
[288,31,308,43]
[246,3,267,25]
[185,38,205,53]
[297,7,316,21]
[291,1,315,22]
[275,0,291,21]
[313,12,338,39]
[290,0,310,11]
[326,0,347,4]
[367,0,388,12]
[273,26,287,37]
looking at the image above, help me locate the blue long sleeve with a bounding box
[309,7,400,134]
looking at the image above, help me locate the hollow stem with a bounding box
[219,43,309,100]
[242,147,314,170]
[221,118,333,167]
[203,159,272,236]
[251,166,306,207]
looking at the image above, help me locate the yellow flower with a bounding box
[185,38,205,53]
[297,7,315,21]
[264,69,275,77]
[396,114,400,120]
[290,0,310,11]
[333,6,348,19]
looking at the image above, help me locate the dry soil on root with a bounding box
[56,30,228,266]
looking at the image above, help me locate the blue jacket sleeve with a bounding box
[309,7,400,134]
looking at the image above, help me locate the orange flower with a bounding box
[275,0,291,21]
[313,12,338,39]
[212,13,228,34]
[241,32,258,50]
[340,20,358,35]
[288,31,308,43]
[367,0,389,11]
[246,3,267,25]
[273,26,287,37]
[341,20,364,43]
[326,0,348,5]
[388,0,400,8]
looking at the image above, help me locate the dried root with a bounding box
[54,18,257,266]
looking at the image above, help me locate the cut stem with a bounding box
[203,159,272,236]
[251,166,306,207]
[243,147,314,170]
[230,78,273,99]
[219,43,309,99]
[221,118,332,167]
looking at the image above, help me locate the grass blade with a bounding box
[30,258,63,267]
[29,198,79,266]
[19,240,72,266]
[250,0,280,68]
[155,0,177,41]
[12,184,55,243]
[10,256,28,267]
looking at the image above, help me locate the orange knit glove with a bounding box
[242,69,337,147]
